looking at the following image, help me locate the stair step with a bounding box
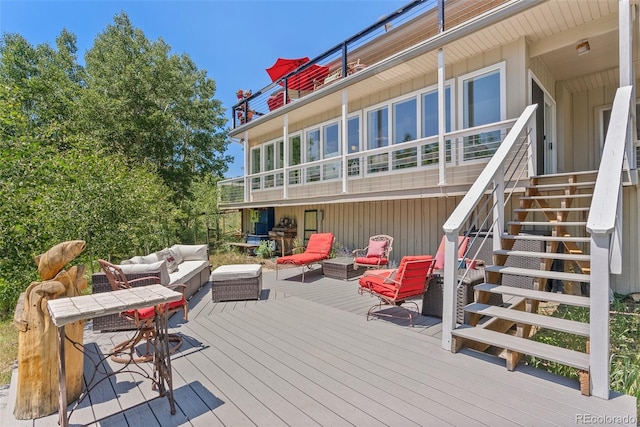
[494,249,591,262]
[514,207,589,212]
[502,234,590,243]
[530,170,597,179]
[526,182,596,190]
[464,303,590,337]
[452,325,590,370]
[508,221,587,227]
[485,266,590,283]
[521,194,592,200]
[474,283,591,307]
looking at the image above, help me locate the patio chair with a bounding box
[98,259,187,363]
[352,234,394,269]
[276,232,334,283]
[358,255,435,326]
[433,235,470,270]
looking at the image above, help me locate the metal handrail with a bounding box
[440,103,537,351]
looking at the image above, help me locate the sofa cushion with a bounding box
[169,260,209,287]
[121,253,159,265]
[119,260,170,285]
[172,244,208,261]
[156,248,179,273]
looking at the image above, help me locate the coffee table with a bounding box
[322,257,363,280]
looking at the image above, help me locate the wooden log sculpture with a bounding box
[13,240,87,420]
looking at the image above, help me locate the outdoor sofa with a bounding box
[92,243,211,331]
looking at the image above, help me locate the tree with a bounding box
[82,13,231,198]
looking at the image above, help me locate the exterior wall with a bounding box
[618,186,640,294]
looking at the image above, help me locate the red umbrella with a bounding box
[266,57,310,82]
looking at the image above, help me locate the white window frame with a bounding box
[457,61,506,164]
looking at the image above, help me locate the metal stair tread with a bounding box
[464,303,590,337]
[493,249,590,261]
[474,283,591,307]
[452,325,590,370]
[485,265,590,282]
[502,234,590,243]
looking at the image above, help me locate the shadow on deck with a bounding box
[1,266,637,426]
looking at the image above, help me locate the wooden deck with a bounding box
[1,266,637,426]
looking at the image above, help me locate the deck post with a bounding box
[441,231,459,351]
[589,233,611,399]
[283,116,289,199]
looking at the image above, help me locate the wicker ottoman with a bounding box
[211,264,262,302]
[422,268,485,324]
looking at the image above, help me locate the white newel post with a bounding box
[589,233,611,400]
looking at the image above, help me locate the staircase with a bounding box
[451,171,596,395]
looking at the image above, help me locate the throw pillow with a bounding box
[434,236,469,270]
[122,253,159,265]
[366,239,387,258]
[168,246,183,265]
[155,248,179,273]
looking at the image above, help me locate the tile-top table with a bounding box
[47,284,182,427]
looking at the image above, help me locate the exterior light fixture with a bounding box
[576,40,590,56]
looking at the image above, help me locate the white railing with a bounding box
[586,85,633,400]
[440,104,538,350]
[217,119,518,205]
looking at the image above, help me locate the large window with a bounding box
[264,143,275,188]
[421,86,452,165]
[348,116,361,176]
[251,148,261,189]
[306,128,321,182]
[288,134,301,184]
[460,64,504,160]
[367,106,389,173]
[323,123,340,180]
[392,98,417,170]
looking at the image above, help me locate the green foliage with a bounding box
[255,240,274,259]
[0,15,231,316]
[528,301,640,411]
[82,13,231,196]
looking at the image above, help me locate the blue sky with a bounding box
[0,0,407,178]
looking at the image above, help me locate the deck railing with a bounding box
[586,85,633,399]
[440,104,537,349]
[218,118,518,205]
[230,0,510,128]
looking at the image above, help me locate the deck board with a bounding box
[1,267,637,426]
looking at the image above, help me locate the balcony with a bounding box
[231,0,510,129]
[219,119,521,207]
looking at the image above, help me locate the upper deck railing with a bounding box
[231,0,509,128]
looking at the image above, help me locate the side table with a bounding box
[322,257,362,280]
[422,268,487,324]
[47,285,181,427]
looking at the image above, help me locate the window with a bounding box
[288,134,301,184]
[367,106,389,173]
[323,123,339,158]
[264,143,275,188]
[348,116,361,176]
[392,98,417,170]
[421,86,452,165]
[306,128,321,182]
[460,64,504,160]
[276,139,284,186]
[600,102,640,166]
[251,147,261,189]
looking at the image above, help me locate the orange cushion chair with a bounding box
[276,232,334,282]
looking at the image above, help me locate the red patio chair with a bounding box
[352,234,394,270]
[98,259,187,363]
[358,255,435,326]
[276,232,334,283]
